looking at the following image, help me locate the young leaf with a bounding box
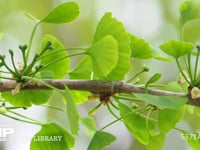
[40,2,79,24]
[62,86,79,135]
[159,40,193,58]
[130,35,153,59]
[179,1,200,26]
[80,117,96,137]
[70,90,91,104]
[93,12,131,80]
[158,107,185,133]
[40,34,70,79]
[146,133,165,150]
[2,90,51,107]
[134,94,187,109]
[69,56,92,80]
[179,0,200,41]
[87,131,116,150]
[30,123,74,150]
[145,73,161,88]
[87,35,118,78]
[119,103,155,145]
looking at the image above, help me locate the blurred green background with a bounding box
[0,0,196,150]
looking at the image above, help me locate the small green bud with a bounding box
[142,65,150,72]
[9,49,14,56]
[19,44,28,51]
[44,41,53,50]
[35,64,43,71]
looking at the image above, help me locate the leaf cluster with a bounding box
[1,1,200,150]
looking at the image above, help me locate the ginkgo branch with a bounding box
[0,79,190,99]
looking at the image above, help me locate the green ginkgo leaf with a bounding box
[2,90,52,107]
[134,94,187,109]
[40,34,70,79]
[93,12,131,80]
[179,1,200,26]
[158,107,185,133]
[69,56,92,80]
[87,131,116,150]
[182,19,200,42]
[146,133,165,150]
[87,35,118,78]
[62,87,79,135]
[179,1,200,42]
[119,103,155,145]
[130,35,153,59]
[80,117,96,137]
[160,40,193,58]
[145,73,162,88]
[41,2,79,24]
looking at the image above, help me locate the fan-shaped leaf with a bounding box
[69,56,92,80]
[80,117,96,137]
[41,2,79,24]
[2,90,51,107]
[179,1,200,42]
[119,103,155,145]
[40,34,70,79]
[180,1,200,26]
[145,73,161,88]
[146,133,165,150]
[87,35,118,78]
[93,12,131,80]
[130,35,153,59]
[160,40,193,58]
[87,131,116,150]
[158,107,185,133]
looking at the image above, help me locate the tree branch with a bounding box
[1,79,199,106]
[0,79,186,95]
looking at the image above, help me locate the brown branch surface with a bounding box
[0,79,187,97]
[6,80,200,106]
